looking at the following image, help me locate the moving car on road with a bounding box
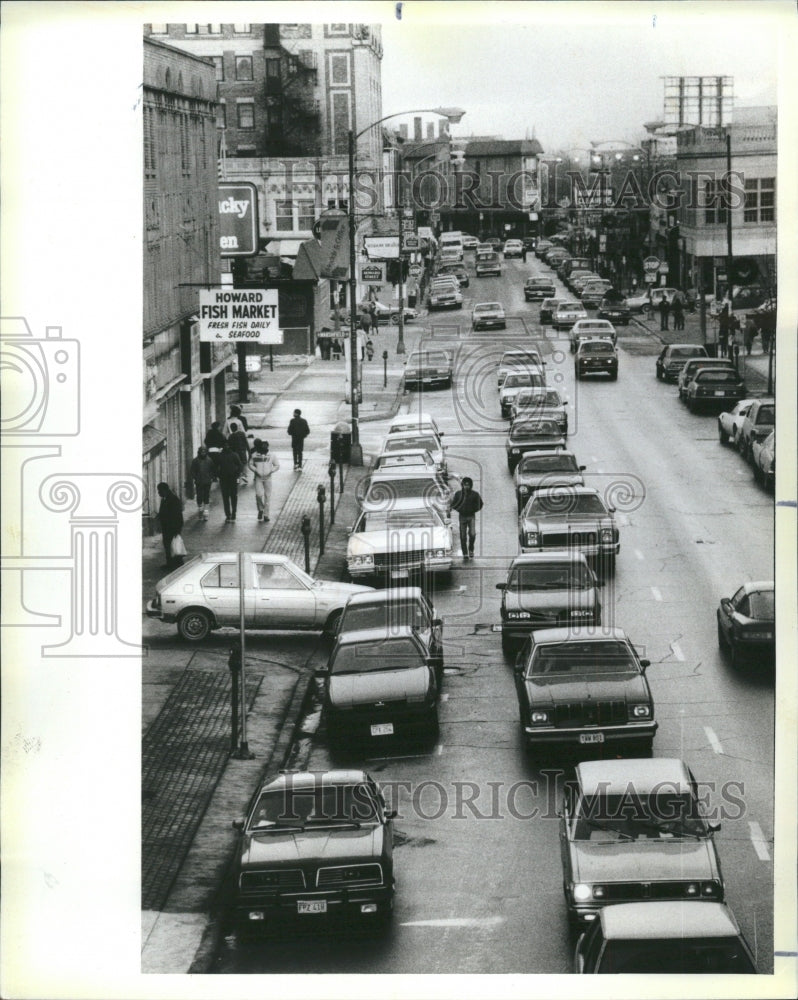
[569,318,617,352]
[146,553,371,642]
[435,262,470,287]
[475,251,503,277]
[428,276,463,311]
[560,758,724,929]
[232,769,395,935]
[514,449,585,512]
[717,399,756,447]
[574,338,618,381]
[499,371,547,418]
[402,347,453,390]
[472,301,507,330]
[346,503,453,581]
[716,580,774,667]
[359,470,455,523]
[677,356,736,399]
[381,430,447,477]
[597,291,631,325]
[524,276,556,301]
[579,279,614,310]
[509,387,568,432]
[518,485,619,569]
[503,239,524,258]
[553,301,588,331]
[513,630,656,757]
[540,297,565,325]
[497,346,546,387]
[506,419,568,472]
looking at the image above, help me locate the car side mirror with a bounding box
[232,818,245,831]
[496,582,506,591]
[579,465,586,471]
[385,809,398,820]
[640,659,650,670]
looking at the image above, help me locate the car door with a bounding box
[251,557,317,629]
[199,557,258,627]
[718,585,746,642]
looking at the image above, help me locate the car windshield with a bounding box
[695,371,740,382]
[574,791,708,841]
[250,784,380,829]
[476,303,501,312]
[597,939,756,974]
[502,352,539,366]
[748,590,775,619]
[384,435,440,454]
[331,637,424,674]
[366,478,445,502]
[526,493,606,515]
[516,390,562,407]
[557,303,581,312]
[355,509,442,532]
[530,640,637,676]
[518,454,579,474]
[505,372,542,388]
[511,421,561,439]
[341,600,429,632]
[756,405,775,423]
[409,352,450,366]
[580,342,614,354]
[671,347,705,358]
[507,563,593,591]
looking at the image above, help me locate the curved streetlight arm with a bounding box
[355,106,466,140]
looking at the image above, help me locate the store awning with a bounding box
[263,239,305,260]
[143,423,166,456]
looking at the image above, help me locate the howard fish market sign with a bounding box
[218,182,259,257]
[199,289,283,343]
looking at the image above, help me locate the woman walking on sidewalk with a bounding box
[189,446,216,521]
[157,482,184,570]
[249,439,280,523]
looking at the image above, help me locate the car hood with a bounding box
[241,825,385,866]
[569,838,719,883]
[347,526,450,556]
[516,473,585,491]
[315,580,373,599]
[521,513,613,530]
[329,665,432,707]
[525,672,649,705]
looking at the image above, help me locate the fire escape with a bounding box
[262,25,320,157]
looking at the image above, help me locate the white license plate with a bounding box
[579,733,605,744]
[297,900,327,914]
[390,569,410,579]
[371,722,394,736]
[714,390,726,396]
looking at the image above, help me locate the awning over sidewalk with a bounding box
[143,423,166,457]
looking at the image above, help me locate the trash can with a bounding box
[331,421,352,464]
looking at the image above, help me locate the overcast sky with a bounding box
[380,2,780,151]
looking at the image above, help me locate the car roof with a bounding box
[599,901,741,941]
[390,411,435,426]
[334,624,419,647]
[517,449,576,460]
[359,497,444,515]
[510,551,590,567]
[530,625,629,646]
[576,757,692,797]
[474,302,502,309]
[344,587,424,607]
[260,769,370,793]
[740,580,775,593]
[531,484,597,497]
[377,450,432,462]
[194,552,290,564]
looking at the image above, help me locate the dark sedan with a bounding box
[514,449,585,511]
[656,344,708,382]
[597,293,631,325]
[524,276,556,301]
[506,419,567,472]
[717,580,774,668]
[684,369,747,412]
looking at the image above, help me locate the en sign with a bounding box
[218,182,259,257]
[199,288,283,343]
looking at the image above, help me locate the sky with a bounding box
[379,2,781,151]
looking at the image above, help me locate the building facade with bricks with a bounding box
[143,37,230,533]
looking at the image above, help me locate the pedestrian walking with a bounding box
[361,307,372,337]
[204,420,227,471]
[365,338,374,361]
[227,421,250,485]
[717,304,731,358]
[671,295,685,331]
[249,439,280,523]
[521,244,528,263]
[156,482,184,570]
[287,408,310,471]
[189,446,216,521]
[743,317,757,356]
[451,476,484,561]
[658,295,671,331]
[217,441,243,522]
[223,404,249,436]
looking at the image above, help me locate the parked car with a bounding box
[336,587,444,674]
[428,277,463,311]
[569,319,617,353]
[320,626,441,743]
[146,553,371,642]
[387,411,443,439]
[231,769,395,935]
[472,301,506,330]
[438,248,463,268]
[534,240,554,258]
[717,580,774,667]
[435,263,470,288]
[346,502,453,581]
[751,430,775,488]
[484,237,502,252]
[580,279,614,310]
[684,369,747,412]
[518,485,619,569]
[499,370,547,418]
[524,276,556,301]
[380,429,447,476]
[677,357,736,399]
[569,272,601,296]
[717,399,756,447]
[540,297,565,325]
[506,419,567,472]
[574,901,757,974]
[627,286,680,315]
[357,300,417,326]
[402,347,453,390]
[574,338,618,381]
[514,631,656,757]
[373,449,436,475]
[655,343,708,382]
[496,552,600,653]
[736,397,775,461]
[460,233,479,249]
[544,248,569,268]
[509,387,568,433]
[475,252,502,277]
[359,470,455,523]
[560,758,725,929]
[503,239,524,258]
[553,301,588,331]
[596,291,631,325]
[497,346,546,387]
[514,449,585,512]
[559,257,593,282]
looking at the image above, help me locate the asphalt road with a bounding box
[212,252,775,975]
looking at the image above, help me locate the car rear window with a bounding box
[331,637,424,674]
[518,454,579,474]
[755,405,774,423]
[530,640,636,675]
[695,371,741,383]
[580,342,614,354]
[341,600,429,633]
[508,563,593,591]
[511,420,561,439]
[748,590,774,619]
[527,493,606,514]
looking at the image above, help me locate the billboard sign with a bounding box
[199,288,283,343]
[218,182,259,257]
[364,235,400,259]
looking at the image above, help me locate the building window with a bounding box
[149,24,167,34]
[180,114,190,175]
[212,56,224,81]
[234,24,251,33]
[216,103,226,129]
[197,24,221,34]
[266,57,281,78]
[426,122,435,139]
[144,106,156,178]
[744,177,775,223]
[185,24,198,34]
[330,52,350,86]
[236,56,253,81]
[276,201,293,230]
[328,23,349,35]
[237,102,254,129]
[703,179,727,225]
[331,91,351,155]
[297,200,315,230]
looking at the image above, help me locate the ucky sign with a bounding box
[199,289,283,343]
[218,182,259,257]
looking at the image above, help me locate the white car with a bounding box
[472,301,506,330]
[499,370,547,418]
[626,286,680,314]
[503,239,524,258]
[428,277,463,310]
[374,449,436,474]
[388,411,443,439]
[568,318,618,352]
[717,399,757,447]
[380,430,447,477]
[553,301,588,331]
[497,347,546,387]
[360,470,457,524]
[347,502,453,580]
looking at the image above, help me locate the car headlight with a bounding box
[350,554,374,566]
[511,448,520,455]
[572,883,593,902]
[524,531,539,546]
[600,528,614,543]
[631,704,651,718]
[530,711,549,724]
[518,485,529,493]
[507,611,532,620]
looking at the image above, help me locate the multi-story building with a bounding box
[143,37,229,531]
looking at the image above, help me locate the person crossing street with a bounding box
[451,476,484,560]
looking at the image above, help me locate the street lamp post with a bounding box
[347,106,465,465]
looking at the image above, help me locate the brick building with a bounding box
[143,37,230,531]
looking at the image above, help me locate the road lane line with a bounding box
[635,549,645,560]
[703,726,723,754]
[400,916,506,928]
[748,821,771,861]
[671,641,685,662]
[651,587,662,601]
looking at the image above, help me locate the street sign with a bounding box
[364,235,400,259]
[403,234,420,250]
[643,256,661,273]
[659,262,670,275]
[199,288,283,343]
[218,182,259,257]
[316,214,350,280]
[358,262,386,285]
[417,226,434,239]
[401,217,415,232]
[409,264,422,278]
[644,273,657,284]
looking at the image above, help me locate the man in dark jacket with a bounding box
[287,408,311,471]
[157,482,184,569]
[451,476,484,560]
[189,446,216,521]
[217,442,243,522]
[227,421,251,485]
[204,421,227,470]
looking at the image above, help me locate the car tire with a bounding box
[687,398,696,413]
[177,608,213,642]
[718,423,729,445]
[717,618,728,650]
[507,459,515,473]
[610,371,618,382]
[323,609,343,639]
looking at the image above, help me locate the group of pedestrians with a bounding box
[657,292,687,331]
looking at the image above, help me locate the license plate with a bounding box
[371,722,394,736]
[297,900,327,914]
[579,733,605,744]
[391,569,410,579]
[714,390,726,396]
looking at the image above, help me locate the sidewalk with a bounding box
[140,322,426,973]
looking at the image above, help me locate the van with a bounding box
[438,231,464,260]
